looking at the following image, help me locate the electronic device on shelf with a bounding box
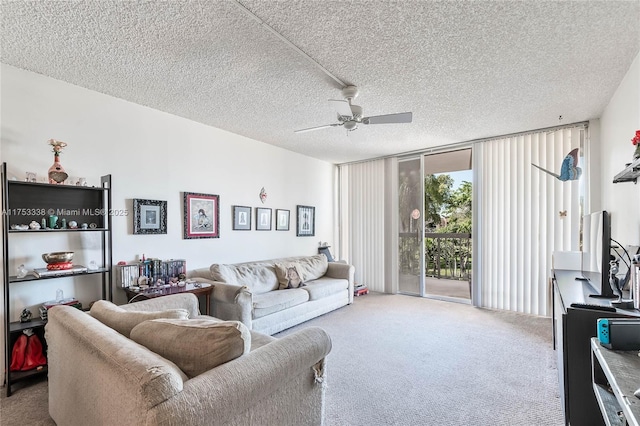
[597,318,640,350]
[581,211,615,299]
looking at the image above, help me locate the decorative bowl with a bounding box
[42,251,74,264]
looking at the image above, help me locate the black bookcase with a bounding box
[1,162,113,396]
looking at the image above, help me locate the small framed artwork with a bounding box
[233,205,251,230]
[183,192,219,239]
[133,199,167,235]
[276,209,290,231]
[256,207,272,231]
[296,205,315,237]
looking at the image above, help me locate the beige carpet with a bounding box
[0,292,563,425]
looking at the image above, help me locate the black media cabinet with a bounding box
[552,269,640,425]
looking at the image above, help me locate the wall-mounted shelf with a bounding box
[613,157,640,184]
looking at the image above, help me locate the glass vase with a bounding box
[634,144,640,160]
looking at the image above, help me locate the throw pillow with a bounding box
[130,319,251,378]
[90,300,189,338]
[274,262,306,289]
[297,254,329,281]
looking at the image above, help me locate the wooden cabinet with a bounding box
[1,162,112,396]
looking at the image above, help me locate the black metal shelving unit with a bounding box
[1,162,112,396]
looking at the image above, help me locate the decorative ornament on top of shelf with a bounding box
[47,139,69,184]
[632,130,640,160]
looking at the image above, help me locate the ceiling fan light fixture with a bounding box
[344,121,358,131]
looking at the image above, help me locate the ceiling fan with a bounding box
[294,86,412,133]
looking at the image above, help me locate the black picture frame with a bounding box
[296,205,315,237]
[276,209,290,231]
[256,207,272,231]
[183,192,220,239]
[133,199,167,235]
[233,205,251,230]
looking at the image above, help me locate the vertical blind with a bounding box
[476,126,584,316]
[339,159,386,292]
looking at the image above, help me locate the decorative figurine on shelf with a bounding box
[631,130,640,160]
[29,220,41,230]
[48,214,58,229]
[259,187,267,204]
[47,139,69,184]
[16,264,28,278]
[20,308,32,323]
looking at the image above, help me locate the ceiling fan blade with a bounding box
[363,112,413,125]
[328,99,353,117]
[294,123,342,133]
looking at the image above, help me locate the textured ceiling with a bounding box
[1,1,639,164]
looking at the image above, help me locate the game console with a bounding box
[597,318,640,350]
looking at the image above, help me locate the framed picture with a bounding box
[183,192,219,239]
[233,205,251,230]
[296,205,315,237]
[256,207,272,231]
[276,209,290,231]
[133,199,167,235]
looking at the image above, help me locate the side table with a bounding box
[123,282,213,315]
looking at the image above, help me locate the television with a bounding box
[581,210,615,299]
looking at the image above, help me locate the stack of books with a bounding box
[39,298,82,320]
[33,265,88,278]
[354,283,369,296]
[118,259,186,288]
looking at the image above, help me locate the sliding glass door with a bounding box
[398,157,424,295]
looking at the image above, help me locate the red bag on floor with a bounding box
[9,331,47,372]
[9,334,27,371]
[22,333,47,371]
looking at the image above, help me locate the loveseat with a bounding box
[189,254,355,335]
[45,293,331,426]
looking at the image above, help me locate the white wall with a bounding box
[599,51,640,246]
[0,65,335,370]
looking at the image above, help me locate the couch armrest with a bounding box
[188,279,253,328]
[150,327,331,426]
[326,262,355,304]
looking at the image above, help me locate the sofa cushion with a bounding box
[303,277,349,300]
[211,263,278,294]
[296,254,329,281]
[252,288,309,319]
[274,262,307,289]
[192,314,275,351]
[90,300,189,337]
[130,319,251,378]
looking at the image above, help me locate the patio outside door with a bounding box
[423,149,472,302]
[398,157,424,296]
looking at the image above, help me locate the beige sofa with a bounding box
[189,254,355,335]
[46,293,331,426]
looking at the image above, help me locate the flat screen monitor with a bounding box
[581,210,614,298]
